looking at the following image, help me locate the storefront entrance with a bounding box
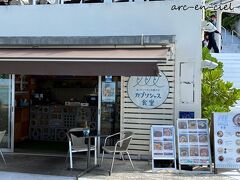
[0,75,14,152]
[0,74,120,155]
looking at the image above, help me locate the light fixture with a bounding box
[201,60,218,70]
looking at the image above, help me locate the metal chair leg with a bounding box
[0,150,6,165]
[126,151,134,170]
[94,137,97,165]
[100,150,104,167]
[65,150,69,163]
[109,151,116,176]
[69,149,73,169]
[120,152,124,160]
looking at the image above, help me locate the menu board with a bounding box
[151,125,175,160]
[214,112,240,169]
[177,119,211,165]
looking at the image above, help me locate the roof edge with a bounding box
[0,35,175,47]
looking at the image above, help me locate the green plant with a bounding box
[202,48,240,122]
[222,13,240,31]
[205,10,214,21]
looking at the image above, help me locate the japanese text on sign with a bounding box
[127,72,169,109]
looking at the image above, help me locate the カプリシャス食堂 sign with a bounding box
[127,72,169,109]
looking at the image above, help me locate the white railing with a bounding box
[222,26,240,44]
[221,26,227,40]
[232,30,240,44]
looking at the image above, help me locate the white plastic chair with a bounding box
[100,131,134,175]
[0,130,6,165]
[66,128,97,169]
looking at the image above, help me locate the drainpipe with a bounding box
[216,10,222,53]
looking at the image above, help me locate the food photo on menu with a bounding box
[198,120,207,129]
[236,139,240,146]
[163,128,172,136]
[200,146,209,157]
[217,139,223,145]
[164,142,173,150]
[233,113,240,127]
[180,146,189,157]
[179,134,188,143]
[154,142,163,151]
[190,146,199,156]
[188,120,197,129]
[217,147,224,154]
[153,129,163,138]
[199,133,208,143]
[218,155,224,162]
[236,131,240,137]
[189,133,198,143]
[217,130,224,138]
[178,121,187,129]
[236,147,240,154]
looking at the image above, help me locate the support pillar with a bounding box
[216,10,222,52]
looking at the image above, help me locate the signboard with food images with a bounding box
[214,112,240,169]
[151,125,176,171]
[177,119,211,168]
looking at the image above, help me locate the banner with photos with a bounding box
[151,125,176,160]
[214,112,240,169]
[177,119,211,165]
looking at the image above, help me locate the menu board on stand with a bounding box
[177,119,212,173]
[213,112,240,170]
[151,125,176,171]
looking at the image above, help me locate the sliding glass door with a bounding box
[0,74,14,152]
[97,76,121,155]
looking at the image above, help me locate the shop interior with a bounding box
[14,75,120,155]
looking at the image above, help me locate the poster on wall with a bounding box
[151,125,176,170]
[127,73,169,109]
[102,82,115,103]
[177,119,211,166]
[214,112,240,169]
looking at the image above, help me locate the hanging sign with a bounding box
[102,82,115,103]
[127,72,169,109]
[214,112,240,169]
[177,119,211,166]
[151,125,176,170]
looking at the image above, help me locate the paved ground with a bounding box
[0,171,75,180]
[0,154,239,180]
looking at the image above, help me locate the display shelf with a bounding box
[29,105,97,142]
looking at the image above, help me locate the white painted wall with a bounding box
[0,0,203,119]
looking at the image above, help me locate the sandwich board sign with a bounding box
[213,112,240,170]
[177,118,212,173]
[151,125,176,171]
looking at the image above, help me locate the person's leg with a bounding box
[207,40,213,51]
[212,40,219,53]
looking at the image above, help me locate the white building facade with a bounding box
[0,0,202,158]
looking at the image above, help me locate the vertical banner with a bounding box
[151,125,176,170]
[102,82,115,103]
[214,112,240,169]
[177,119,211,166]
